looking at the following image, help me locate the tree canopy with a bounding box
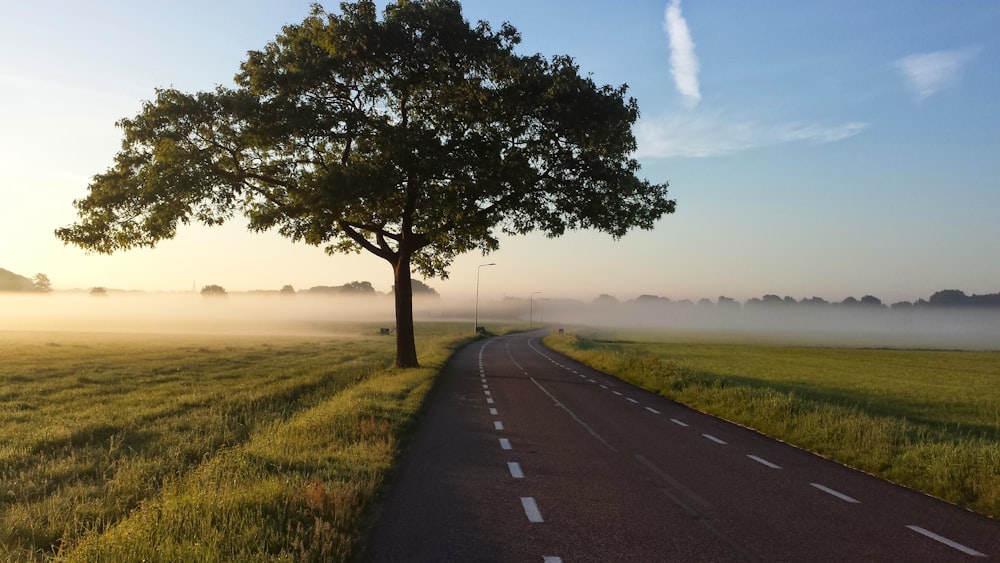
[55,0,675,367]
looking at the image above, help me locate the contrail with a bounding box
[664,0,700,106]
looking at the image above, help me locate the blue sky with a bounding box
[2,1,998,303]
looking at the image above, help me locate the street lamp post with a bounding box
[475,263,496,333]
[529,291,542,328]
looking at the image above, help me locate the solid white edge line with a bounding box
[521,497,544,522]
[747,454,782,469]
[645,407,661,414]
[810,483,860,504]
[508,461,525,478]
[702,433,727,445]
[670,418,689,427]
[499,438,512,450]
[494,420,504,430]
[906,525,986,557]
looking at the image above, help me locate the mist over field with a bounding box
[0,292,399,336]
[3,291,998,350]
[542,301,1000,350]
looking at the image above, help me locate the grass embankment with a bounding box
[0,324,474,562]
[544,331,1000,519]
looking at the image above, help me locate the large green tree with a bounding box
[56,1,675,367]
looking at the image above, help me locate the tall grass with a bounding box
[0,324,474,561]
[544,331,1000,519]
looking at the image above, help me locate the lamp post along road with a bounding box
[529,291,542,328]
[475,263,496,333]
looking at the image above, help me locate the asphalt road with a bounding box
[364,331,999,562]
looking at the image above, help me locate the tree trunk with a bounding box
[392,254,420,368]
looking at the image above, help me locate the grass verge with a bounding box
[544,330,1000,519]
[0,324,476,562]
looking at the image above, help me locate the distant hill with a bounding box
[0,268,37,292]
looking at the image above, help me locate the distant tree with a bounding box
[308,281,378,295]
[410,279,439,298]
[89,286,108,296]
[890,301,913,310]
[54,1,675,368]
[860,295,884,308]
[280,284,296,295]
[342,280,377,295]
[929,289,971,307]
[697,298,714,308]
[593,294,620,307]
[782,296,797,305]
[32,273,52,292]
[970,292,1000,308]
[0,268,37,292]
[201,284,227,296]
[761,294,783,306]
[840,296,860,306]
[717,296,740,309]
[801,296,829,306]
[745,297,762,307]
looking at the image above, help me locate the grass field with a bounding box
[544,329,1000,519]
[0,323,476,562]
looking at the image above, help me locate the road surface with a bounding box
[365,332,999,562]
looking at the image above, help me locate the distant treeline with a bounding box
[0,269,50,292]
[603,289,1000,310]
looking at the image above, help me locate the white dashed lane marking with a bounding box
[626,397,639,404]
[612,391,623,396]
[508,462,525,479]
[490,408,498,415]
[494,421,504,431]
[670,418,690,427]
[645,407,661,415]
[906,526,986,557]
[543,557,564,563]
[521,497,544,523]
[499,438,512,450]
[810,483,860,504]
[748,455,782,469]
[702,434,727,445]
[486,397,495,404]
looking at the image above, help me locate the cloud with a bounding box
[634,113,867,158]
[896,50,976,100]
[664,0,700,106]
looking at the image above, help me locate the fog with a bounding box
[2,292,998,350]
[531,300,1000,350]
[0,292,399,337]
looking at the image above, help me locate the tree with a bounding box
[391,279,439,298]
[860,294,884,308]
[90,286,108,296]
[201,284,227,296]
[280,284,296,294]
[32,273,52,292]
[54,1,675,367]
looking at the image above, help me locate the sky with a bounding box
[2,0,999,305]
